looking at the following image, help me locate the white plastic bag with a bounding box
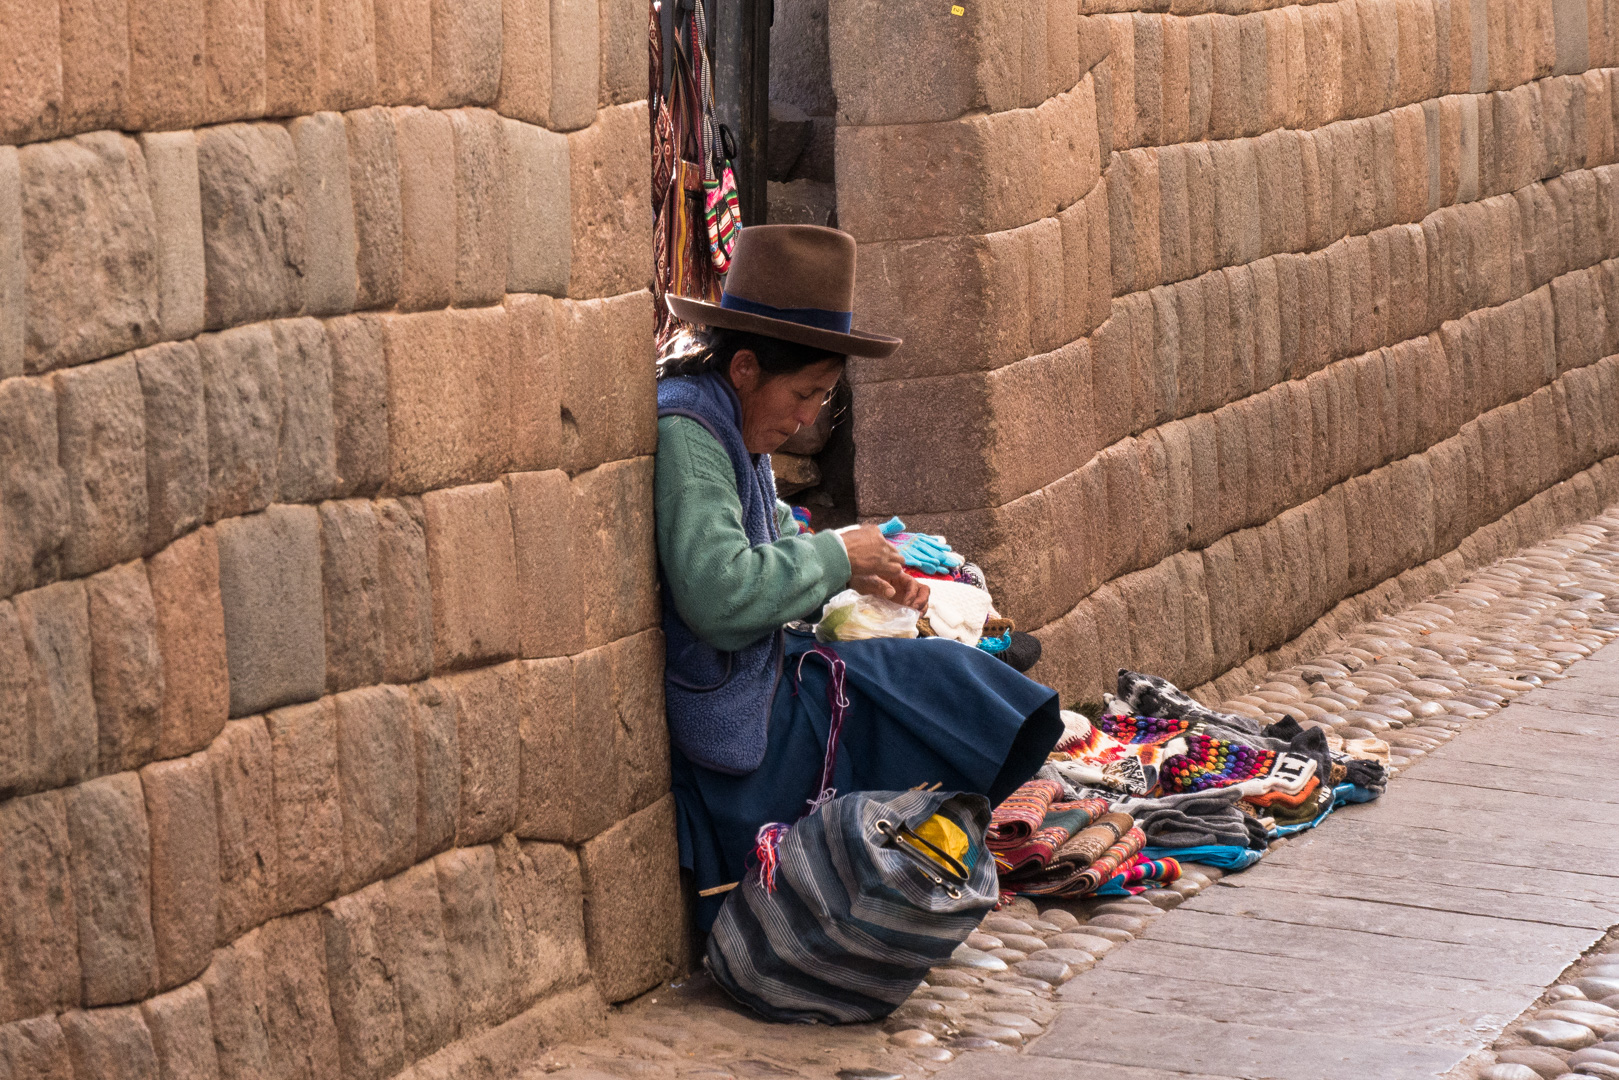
[813,589,920,642]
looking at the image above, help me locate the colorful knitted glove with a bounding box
[878,517,964,574]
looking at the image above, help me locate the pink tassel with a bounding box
[753,822,792,893]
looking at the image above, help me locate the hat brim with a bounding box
[665,294,902,359]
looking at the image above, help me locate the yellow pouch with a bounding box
[900,813,970,873]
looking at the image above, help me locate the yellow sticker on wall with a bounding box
[951,4,964,13]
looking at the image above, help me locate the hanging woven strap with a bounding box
[752,644,850,891]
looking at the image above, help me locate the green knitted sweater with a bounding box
[655,415,851,653]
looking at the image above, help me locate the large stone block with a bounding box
[266,699,342,913]
[496,837,588,1010]
[319,500,385,692]
[549,0,600,130]
[829,1,1046,126]
[200,931,272,1080]
[86,561,162,775]
[137,132,207,344]
[198,324,282,522]
[321,883,406,1080]
[216,505,326,717]
[147,528,230,758]
[392,106,457,310]
[382,307,511,492]
[55,356,149,577]
[607,630,669,816]
[141,751,220,991]
[0,377,69,595]
[288,113,360,318]
[515,656,615,843]
[141,983,219,1080]
[65,772,159,1006]
[11,581,96,795]
[422,481,519,670]
[835,104,1049,245]
[375,0,431,103]
[579,795,684,1003]
[496,0,551,123]
[571,458,658,649]
[375,498,434,684]
[265,0,319,116]
[430,0,502,107]
[203,0,267,122]
[58,0,124,149]
[259,911,341,1080]
[59,1006,159,1080]
[377,861,458,1061]
[0,791,79,1024]
[598,0,642,106]
[440,663,521,846]
[271,319,340,504]
[319,0,379,110]
[504,120,571,296]
[324,317,390,498]
[434,845,516,1034]
[504,295,564,475]
[335,685,418,893]
[449,108,509,305]
[21,133,159,372]
[554,291,656,471]
[197,123,306,329]
[0,1,62,145]
[135,343,207,553]
[343,108,404,312]
[211,718,280,944]
[566,102,651,298]
[0,148,20,379]
[408,681,460,861]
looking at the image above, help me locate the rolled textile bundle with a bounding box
[1065,826,1147,896]
[987,778,1064,849]
[1003,811,1134,896]
[993,798,1112,873]
[1113,854,1181,889]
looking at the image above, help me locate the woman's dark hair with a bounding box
[657,327,845,381]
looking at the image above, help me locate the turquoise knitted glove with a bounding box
[878,517,965,575]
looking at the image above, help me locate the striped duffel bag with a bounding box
[705,786,1000,1024]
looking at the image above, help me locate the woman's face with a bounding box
[729,350,846,454]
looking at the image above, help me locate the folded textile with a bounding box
[1033,762,1123,804]
[1142,844,1265,871]
[1066,826,1147,896]
[1266,781,1337,826]
[994,798,1111,873]
[1244,775,1321,809]
[1159,733,1279,793]
[987,779,1063,849]
[924,579,996,646]
[1116,787,1271,850]
[1114,670,1266,737]
[1051,715,1181,795]
[1002,811,1134,895]
[1336,783,1381,804]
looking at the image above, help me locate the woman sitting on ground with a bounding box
[655,225,1064,930]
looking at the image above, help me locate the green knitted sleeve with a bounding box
[655,416,851,653]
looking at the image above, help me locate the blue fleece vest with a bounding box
[657,373,784,776]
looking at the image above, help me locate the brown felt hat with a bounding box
[665,224,902,358]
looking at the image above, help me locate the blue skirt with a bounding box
[672,627,1063,932]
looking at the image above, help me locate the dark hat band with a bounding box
[719,291,854,334]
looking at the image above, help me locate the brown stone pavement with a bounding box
[939,645,1619,1080]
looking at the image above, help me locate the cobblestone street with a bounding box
[529,509,1619,1080]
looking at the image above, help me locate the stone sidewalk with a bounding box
[941,647,1619,1080]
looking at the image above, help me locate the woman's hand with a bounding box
[890,575,930,612]
[841,525,905,584]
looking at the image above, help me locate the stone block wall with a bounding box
[834,0,1619,707]
[0,2,680,1077]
